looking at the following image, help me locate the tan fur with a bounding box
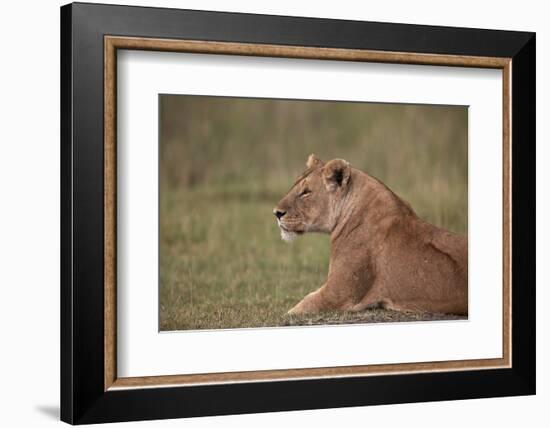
[273,155,468,316]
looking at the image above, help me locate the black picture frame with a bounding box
[61,2,535,424]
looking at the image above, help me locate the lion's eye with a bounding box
[299,188,311,198]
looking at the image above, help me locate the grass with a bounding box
[160,188,329,330]
[159,96,468,331]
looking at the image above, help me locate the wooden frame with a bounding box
[62,2,535,424]
[104,35,513,390]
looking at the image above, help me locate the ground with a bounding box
[159,189,466,331]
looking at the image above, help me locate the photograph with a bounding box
[159,94,468,331]
[56,2,536,424]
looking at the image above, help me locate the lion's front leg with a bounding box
[287,287,327,315]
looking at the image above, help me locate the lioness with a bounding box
[273,154,468,316]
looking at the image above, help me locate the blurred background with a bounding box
[159,95,468,331]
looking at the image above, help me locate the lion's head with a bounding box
[273,154,352,241]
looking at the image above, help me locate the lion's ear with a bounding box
[322,159,351,192]
[306,154,324,169]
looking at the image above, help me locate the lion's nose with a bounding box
[273,209,286,219]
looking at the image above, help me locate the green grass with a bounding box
[159,185,466,330]
[159,96,468,331]
[159,188,330,330]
